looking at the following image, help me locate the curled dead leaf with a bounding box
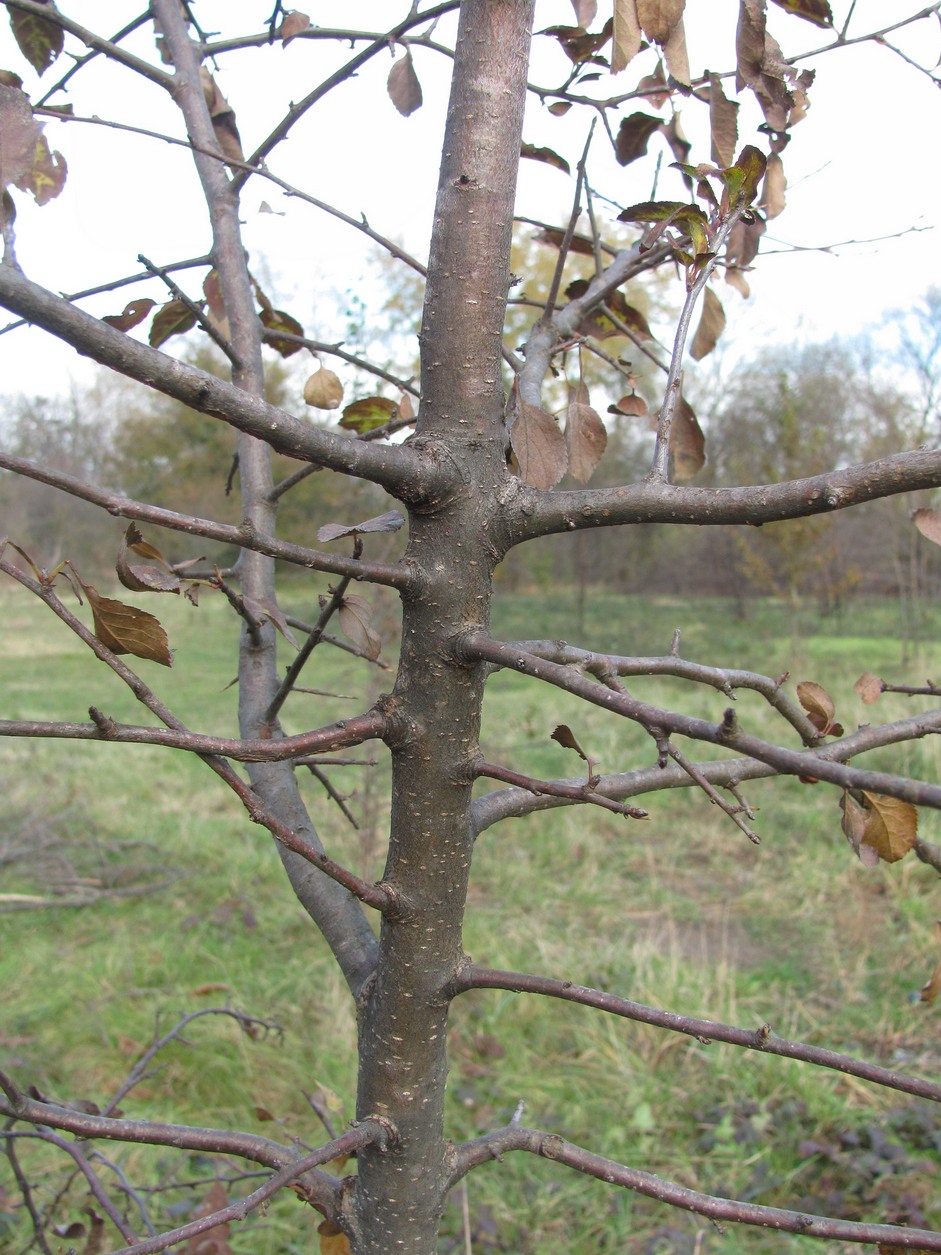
[796,680,843,737]
[854,672,883,705]
[304,367,344,409]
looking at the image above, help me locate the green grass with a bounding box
[2,583,941,1252]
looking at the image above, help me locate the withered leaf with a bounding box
[338,595,381,661]
[203,269,228,337]
[397,391,416,422]
[548,101,573,116]
[551,724,591,764]
[669,396,704,481]
[318,1220,354,1255]
[102,298,156,332]
[565,279,655,342]
[242,595,298,649]
[611,0,642,73]
[317,511,404,543]
[279,10,311,45]
[0,84,42,190]
[565,400,607,483]
[913,507,941,547]
[14,131,66,205]
[535,226,596,255]
[304,367,344,409]
[545,19,613,64]
[842,790,918,866]
[260,307,304,357]
[854,672,883,705]
[615,113,663,167]
[200,69,243,164]
[690,286,726,361]
[116,524,181,595]
[796,680,843,736]
[387,50,422,117]
[510,402,568,490]
[10,4,63,75]
[521,143,570,175]
[662,16,689,85]
[636,0,686,45]
[186,1181,230,1255]
[570,0,598,25]
[82,584,172,666]
[608,393,649,417]
[149,300,198,349]
[762,152,786,218]
[637,60,670,107]
[770,0,833,27]
[709,73,739,168]
[340,396,398,434]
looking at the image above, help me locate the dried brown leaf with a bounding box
[796,680,842,736]
[338,595,382,661]
[82,585,172,666]
[318,1220,353,1255]
[0,84,42,190]
[387,50,422,117]
[260,307,304,357]
[636,0,686,45]
[510,402,568,490]
[14,131,66,205]
[762,152,786,218]
[279,10,311,45]
[521,142,570,175]
[708,73,739,168]
[615,112,662,166]
[612,0,642,73]
[116,525,181,595]
[662,17,689,85]
[317,511,404,543]
[690,286,726,361]
[565,400,607,483]
[102,298,156,332]
[608,393,649,417]
[570,0,598,25]
[242,596,299,649]
[149,299,197,348]
[854,672,883,705]
[304,367,344,409]
[770,0,833,27]
[10,4,63,75]
[669,396,704,482]
[860,792,918,864]
[186,1181,230,1255]
[913,507,941,547]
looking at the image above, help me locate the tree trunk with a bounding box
[345,3,534,1249]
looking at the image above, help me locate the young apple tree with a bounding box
[3,2,941,1251]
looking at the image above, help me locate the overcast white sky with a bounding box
[0,1,938,400]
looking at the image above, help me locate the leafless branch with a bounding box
[450,1123,941,1249]
[474,759,648,819]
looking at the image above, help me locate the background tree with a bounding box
[3,3,941,1253]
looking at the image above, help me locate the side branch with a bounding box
[0,712,386,763]
[0,454,410,587]
[0,268,438,500]
[450,1125,941,1250]
[508,450,941,543]
[451,967,941,1105]
[463,635,941,808]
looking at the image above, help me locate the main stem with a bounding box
[346,3,535,1250]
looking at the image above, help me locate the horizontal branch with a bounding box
[452,965,941,1103]
[473,755,776,831]
[464,635,941,808]
[450,1124,941,1249]
[475,759,647,819]
[0,454,410,588]
[509,449,941,542]
[0,710,386,763]
[497,639,818,742]
[0,268,435,500]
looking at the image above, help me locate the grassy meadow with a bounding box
[2,581,941,1252]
